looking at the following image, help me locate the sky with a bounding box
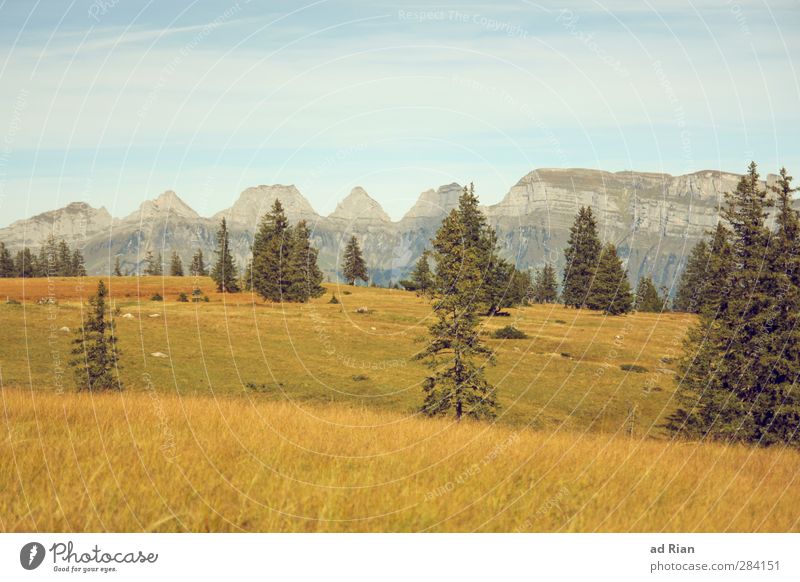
[0,0,798,224]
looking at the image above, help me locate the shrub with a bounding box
[561,352,572,358]
[5,297,20,305]
[620,364,648,373]
[342,290,352,295]
[151,293,163,301]
[177,292,189,302]
[554,319,567,324]
[329,294,340,304]
[492,325,528,339]
[351,374,369,382]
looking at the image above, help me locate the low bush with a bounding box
[492,326,528,339]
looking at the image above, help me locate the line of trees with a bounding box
[0,235,86,278]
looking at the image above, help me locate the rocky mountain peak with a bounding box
[401,183,463,222]
[215,184,318,227]
[124,190,199,224]
[328,187,391,222]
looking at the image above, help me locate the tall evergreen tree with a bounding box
[39,235,59,276]
[70,280,122,391]
[0,243,13,277]
[14,248,36,277]
[143,250,163,276]
[252,200,291,301]
[634,276,664,312]
[113,256,123,277]
[415,186,498,421]
[190,249,207,276]
[70,248,86,277]
[532,263,559,303]
[285,220,325,302]
[584,243,633,315]
[169,251,184,276]
[342,235,368,285]
[673,239,710,313]
[56,239,72,276]
[211,218,240,292]
[562,206,602,308]
[669,162,795,444]
[408,251,434,295]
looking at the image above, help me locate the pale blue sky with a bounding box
[0,0,798,224]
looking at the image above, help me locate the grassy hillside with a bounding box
[2,388,798,532]
[0,276,691,435]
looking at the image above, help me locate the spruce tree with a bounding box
[143,250,163,276]
[634,276,663,312]
[70,279,122,391]
[669,162,793,444]
[57,239,72,276]
[532,263,559,303]
[14,248,36,278]
[169,251,184,276]
[584,243,633,315]
[342,235,368,285]
[408,251,434,295]
[562,206,602,308]
[39,235,58,276]
[252,200,291,301]
[190,249,207,276]
[71,248,86,277]
[415,186,498,421]
[673,240,710,313]
[285,220,325,302]
[113,256,123,277]
[211,218,240,293]
[0,243,13,277]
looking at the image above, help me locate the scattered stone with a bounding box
[150,352,169,358]
[355,306,369,314]
[59,326,70,332]
[370,326,377,331]
[149,313,161,318]
[122,313,135,319]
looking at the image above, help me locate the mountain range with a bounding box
[0,168,783,289]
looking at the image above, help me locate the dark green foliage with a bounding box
[143,250,163,276]
[0,243,14,277]
[169,252,184,276]
[532,263,559,303]
[634,276,664,312]
[70,280,122,391]
[505,268,534,307]
[415,184,498,421]
[620,364,648,373]
[252,200,291,300]
[211,218,240,293]
[669,163,800,446]
[285,220,325,302]
[584,243,633,315]
[492,325,528,339]
[113,256,123,277]
[408,251,434,295]
[151,293,163,301]
[328,294,340,304]
[190,249,208,277]
[342,235,368,285]
[13,248,36,277]
[177,292,189,302]
[562,206,602,308]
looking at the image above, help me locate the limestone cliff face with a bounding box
[0,168,772,289]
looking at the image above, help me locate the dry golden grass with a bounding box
[1,388,798,532]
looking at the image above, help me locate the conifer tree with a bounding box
[39,235,58,276]
[634,276,663,312]
[70,280,122,391]
[562,207,602,308]
[211,218,240,292]
[673,240,710,313]
[143,250,162,275]
[285,220,325,302]
[669,162,794,444]
[584,243,632,315]
[70,249,86,277]
[0,243,13,277]
[415,186,498,421]
[57,239,72,276]
[169,251,184,276]
[190,249,207,277]
[252,200,291,301]
[14,248,36,277]
[342,235,368,285]
[113,256,123,277]
[408,251,434,295]
[532,263,559,303]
